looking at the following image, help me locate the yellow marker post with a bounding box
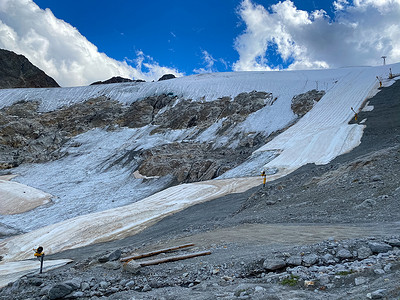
[261,171,266,187]
[351,107,358,122]
[33,246,45,274]
[376,76,382,88]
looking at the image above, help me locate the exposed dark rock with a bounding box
[90,76,144,85]
[0,97,124,169]
[291,89,325,117]
[0,89,305,185]
[0,49,59,89]
[158,74,176,81]
[152,91,273,133]
[48,282,75,300]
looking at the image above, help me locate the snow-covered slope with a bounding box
[0,64,398,267]
[0,67,381,112]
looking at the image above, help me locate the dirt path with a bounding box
[158,222,400,249]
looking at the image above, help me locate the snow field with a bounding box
[0,180,52,215]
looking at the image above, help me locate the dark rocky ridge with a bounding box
[0,49,59,89]
[90,76,145,85]
[158,74,176,81]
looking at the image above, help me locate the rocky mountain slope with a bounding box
[0,49,59,89]
[1,76,399,300]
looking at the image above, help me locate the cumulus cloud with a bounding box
[0,0,182,86]
[233,0,400,71]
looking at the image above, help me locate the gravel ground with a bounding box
[1,80,399,299]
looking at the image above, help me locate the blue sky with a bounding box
[32,0,335,74]
[0,0,399,86]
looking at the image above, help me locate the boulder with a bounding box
[108,249,122,261]
[302,254,319,266]
[357,246,372,259]
[286,256,302,266]
[336,249,353,259]
[263,258,287,270]
[368,242,392,253]
[123,260,141,274]
[48,282,76,300]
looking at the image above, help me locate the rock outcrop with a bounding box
[158,74,176,81]
[0,49,59,89]
[0,91,272,183]
[90,76,144,85]
[291,89,325,117]
[0,89,313,184]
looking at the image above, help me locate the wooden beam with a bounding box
[121,243,195,262]
[138,251,211,266]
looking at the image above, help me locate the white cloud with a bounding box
[125,51,184,82]
[193,50,217,74]
[233,0,400,71]
[0,0,182,86]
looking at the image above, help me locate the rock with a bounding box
[336,249,353,259]
[373,268,385,275]
[90,76,139,85]
[383,263,392,272]
[368,242,392,253]
[27,278,43,286]
[321,253,336,264]
[123,260,141,274]
[370,175,383,182]
[98,254,109,263]
[63,279,81,290]
[80,282,90,291]
[357,246,373,259]
[263,258,287,270]
[125,280,135,288]
[355,199,376,209]
[355,277,367,285]
[318,274,330,286]
[142,284,152,292]
[286,256,302,266]
[386,238,400,247]
[367,289,387,299]
[99,281,110,289]
[69,291,84,298]
[48,283,75,300]
[108,249,122,261]
[254,286,266,293]
[302,254,318,266]
[0,49,59,89]
[39,285,52,296]
[158,74,176,81]
[291,89,325,117]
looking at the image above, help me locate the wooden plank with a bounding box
[120,243,195,262]
[138,251,211,266]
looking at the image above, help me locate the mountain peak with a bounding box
[0,49,59,89]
